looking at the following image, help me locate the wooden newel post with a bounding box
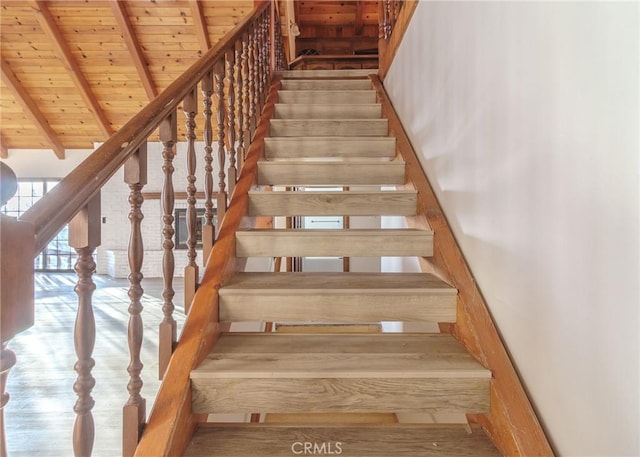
[183,86,199,314]
[159,112,177,380]
[123,143,147,457]
[69,192,101,457]
[0,195,34,457]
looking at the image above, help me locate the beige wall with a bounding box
[385,2,639,455]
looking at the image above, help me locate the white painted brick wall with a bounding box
[97,141,226,278]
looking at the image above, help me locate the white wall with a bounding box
[385,2,639,456]
[2,148,93,177]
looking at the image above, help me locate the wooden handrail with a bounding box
[134,74,282,457]
[19,2,269,256]
[370,74,553,456]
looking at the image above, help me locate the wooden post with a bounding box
[248,26,257,139]
[123,143,147,457]
[270,0,276,75]
[213,59,227,223]
[158,112,177,380]
[69,192,101,457]
[226,49,238,197]
[0,344,16,457]
[0,197,34,457]
[183,86,199,314]
[235,40,246,170]
[201,70,215,264]
[241,33,251,160]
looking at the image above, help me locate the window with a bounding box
[174,208,215,250]
[1,179,76,271]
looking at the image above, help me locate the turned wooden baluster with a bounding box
[384,0,392,39]
[200,70,215,260]
[378,0,386,39]
[69,193,101,457]
[183,86,198,314]
[158,112,177,380]
[226,49,238,196]
[247,26,257,139]
[235,40,246,170]
[213,60,227,222]
[122,143,147,457]
[261,13,270,100]
[241,33,251,160]
[255,18,264,111]
[0,344,16,457]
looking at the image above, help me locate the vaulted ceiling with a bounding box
[0,1,379,159]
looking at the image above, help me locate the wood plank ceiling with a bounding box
[0,0,255,158]
[0,1,379,158]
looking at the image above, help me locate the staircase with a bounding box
[181,69,502,456]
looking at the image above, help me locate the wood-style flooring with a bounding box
[4,273,185,457]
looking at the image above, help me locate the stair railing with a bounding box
[0,2,285,456]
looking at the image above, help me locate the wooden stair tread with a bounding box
[264,136,396,159]
[191,333,489,379]
[257,160,405,186]
[191,334,490,414]
[277,90,377,104]
[279,69,376,78]
[280,79,373,90]
[235,229,433,257]
[247,189,417,216]
[221,272,455,293]
[185,424,501,457]
[219,273,457,323]
[274,103,382,119]
[270,118,388,137]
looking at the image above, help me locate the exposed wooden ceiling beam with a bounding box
[0,133,9,159]
[30,0,113,139]
[1,60,65,159]
[189,0,211,51]
[110,0,157,100]
[355,1,364,35]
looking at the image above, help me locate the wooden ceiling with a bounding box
[0,1,379,159]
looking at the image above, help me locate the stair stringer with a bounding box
[371,75,554,456]
[133,76,282,457]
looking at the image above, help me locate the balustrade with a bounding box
[0,3,285,455]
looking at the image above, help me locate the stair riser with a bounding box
[247,192,417,216]
[192,378,490,414]
[264,137,396,159]
[274,104,382,119]
[280,79,373,90]
[277,91,377,104]
[257,163,406,186]
[219,295,456,322]
[235,232,433,257]
[270,119,388,137]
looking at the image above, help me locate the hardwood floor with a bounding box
[4,273,185,456]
